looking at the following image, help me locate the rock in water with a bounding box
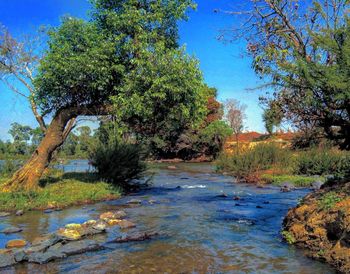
[0,252,16,268]
[15,210,24,216]
[1,227,22,234]
[118,220,136,229]
[167,165,177,170]
[6,239,27,248]
[127,199,142,205]
[27,250,66,264]
[52,240,102,256]
[0,212,10,218]
[111,232,159,243]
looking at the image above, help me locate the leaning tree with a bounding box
[223,0,350,149]
[3,0,206,191]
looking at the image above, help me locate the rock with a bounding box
[148,199,157,204]
[14,250,27,262]
[92,222,107,231]
[26,234,60,253]
[167,165,177,170]
[1,226,22,234]
[27,250,66,264]
[118,220,136,229]
[65,223,82,230]
[15,210,24,216]
[0,252,16,268]
[235,203,241,206]
[51,240,102,256]
[0,212,10,218]
[256,205,263,209]
[311,181,323,190]
[280,182,294,192]
[44,209,54,214]
[106,219,122,226]
[6,239,27,248]
[56,228,81,241]
[83,220,97,226]
[263,201,270,204]
[233,196,240,201]
[110,232,159,243]
[114,210,127,219]
[99,212,115,220]
[127,199,142,204]
[217,193,228,198]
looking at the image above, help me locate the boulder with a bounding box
[167,165,177,170]
[56,228,81,241]
[1,226,23,234]
[280,182,294,192]
[15,210,24,216]
[6,239,27,248]
[51,240,102,256]
[111,232,159,243]
[92,221,107,231]
[0,212,10,218]
[65,223,82,230]
[27,250,66,264]
[127,199,142,204]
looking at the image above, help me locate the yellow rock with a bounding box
[6,239,27,248]
[65,223,82,230]
[107,219,122,226]
[57,228,81,240]
[100,212,115,220]
[83,220,97,226]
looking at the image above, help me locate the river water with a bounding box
[0,163,334,273]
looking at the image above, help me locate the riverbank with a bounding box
[283,180,350,273]
[0,173,121,212]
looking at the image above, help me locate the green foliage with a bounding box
[282,230,296,245]
[261,174,323,188]
[262,102,283,135]
[318,191,342,211]
[0,176,120,211]
[216,143,294,179]
[295,149,350,178]
[90,139,147,188]
[0,159,23,176]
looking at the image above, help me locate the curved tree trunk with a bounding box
[3,108,77,192]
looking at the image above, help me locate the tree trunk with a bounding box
[2,108,77,192]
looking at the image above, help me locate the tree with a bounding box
[262,101,283,135]
[4,0,205,191]
[224,99,246,145]
[224,0,350,149]
[8,123,32,155]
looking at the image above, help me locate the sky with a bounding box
[0,0,266,141]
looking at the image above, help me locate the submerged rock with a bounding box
[280,182,294,192]
[15,210,24,216]
[27,250,66,264]
[127,199,142,205]
[0,252,16,268]
[118,220,136,229]
[1,226,22,234]
[283,181,350,273]
[110,232,159,243]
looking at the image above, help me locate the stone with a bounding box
[127,199,142,204]
[256,205,263,209]
[111,232,159,243]
[26,234,60,253]
[312,181,323,190]
[167,165,177,170]
[99,212,115,220]
[280,182,294,192]
[92,222,107,231]
[15,210,24,216]
[217,193,228,198]
[27,250,66,264]
[114,210,127,219]
[106,219,122,226]
[233,196,240,201]
[0,252,16,268]
[0,212,10,217]
[6,239,27,249]
[65,223,82,230]
[118,220,136,229]
[83,220,97,226]
[14,250,27,262]
[56,228,81,241]
[1,226,22,234]
[52,240,102,256]
[148,199,157,204]
[263,201,270,204]
[80,226,105,237]
[44,209,53,214]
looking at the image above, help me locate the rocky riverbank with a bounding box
[283,180,350,273]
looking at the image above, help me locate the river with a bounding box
[0,163,334,273]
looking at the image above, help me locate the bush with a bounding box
[261,174,323,187]
[90,141,147,188]
[216,143,294,180]
[295,149,350,178]
[0,159,24,177]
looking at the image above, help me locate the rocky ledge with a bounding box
[283,181,350,273]
[0,210,158,269]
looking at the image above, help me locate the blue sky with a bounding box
[0,0,265,140]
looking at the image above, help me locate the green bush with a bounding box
[261,174,323,187]
[90,141,147,188]
[216,143,294,179]
[295,149,350,178]
[0,159,23,177]
[318,191,342,211]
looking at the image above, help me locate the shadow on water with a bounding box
[0,161,336,273]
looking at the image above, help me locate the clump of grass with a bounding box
[0,174,121,211]
[318,191,342,211]
[261,174,324,187]
[216,143,295,181]
[282,230,296,244]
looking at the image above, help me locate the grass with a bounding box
[261,174,325,187]
[318,191,342,211]
[0,172,121,212]
[282,230,296,244]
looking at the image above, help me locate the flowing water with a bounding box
[0,163,335,273]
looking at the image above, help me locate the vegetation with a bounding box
[0,173,120,211]
[227,0,350,150]
[261,174,323,188]
[224,99,246,144]
[282,230,296,245]
[318,191,342,211]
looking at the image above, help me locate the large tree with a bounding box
[3,0,205,191]
[224,0,350,149]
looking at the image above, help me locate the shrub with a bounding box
[0,159,24,177]
[261,174,323,187]
[216,143,294,180]
[318,191,342,211]
[90,140,147,188]
[282,230,296,244]
[295,149,350,178]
